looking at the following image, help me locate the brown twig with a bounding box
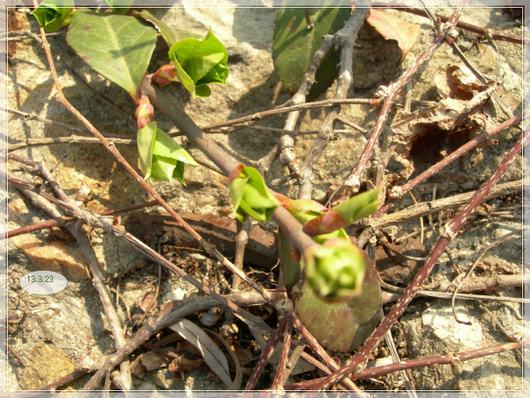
[271,321,292,391]
[376,4,528,45]
[297,5,370,199]
[245,318,288,390]
[356,179,524,247]
[2,193,158,240]
[232,218,250,291]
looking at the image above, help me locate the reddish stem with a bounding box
[245,319,288,390]
[286,339,523,389]
[304,122,528,390]
[375,111,526,217]
[340,6,464,197]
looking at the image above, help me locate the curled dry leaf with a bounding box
[358,8,421,64]
[204,329,242,390]
[390,65,497,176]
[131,351,167,378]
[169,318,232,387]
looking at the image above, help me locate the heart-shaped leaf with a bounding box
[137,121,198,183]
[66,9,157,101]
[104,0,134,14]
[31,0,74,32]
[133,9,178,47]
[272,1,350,100]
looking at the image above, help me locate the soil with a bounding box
[3,2,527,395]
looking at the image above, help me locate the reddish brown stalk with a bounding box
[303,123,528,390]
[3,179,159,239]
[377,5,528,45]
[245,319,288,390]
[338,2,466,201]
[375,111,526,217]
[271,322,292,390]
[286,339,523,389]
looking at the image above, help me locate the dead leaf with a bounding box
[169,318,232,387]
[362,8,421,64]
[205,329,242,390]
[390,66,497,176]
[137,289,157,313]
[168,355,202,374]
[375,239,426,285]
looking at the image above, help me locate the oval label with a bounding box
[20,271,68,296]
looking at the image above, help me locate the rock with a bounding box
[18,342,76,389]
[10,233,90,282]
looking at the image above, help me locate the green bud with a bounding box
[32,0,74,32]
[304,238,365,302]
[332,188,380,225]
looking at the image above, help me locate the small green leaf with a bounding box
[303,189,380,236]
[104,0,134,14]
[229,167,278,223]
[66,10,157,101]
[304,238,365,302]
[137,121,198,183]
[168,29,229,98]
[133,9,178,47]
[31,0,74,32]
[272,1,350,100]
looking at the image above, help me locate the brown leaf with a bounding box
[137,289,157,313]
[139,351,167,371]
[375,239,426,285]
[168,355,202,374]
[366,9,421,64]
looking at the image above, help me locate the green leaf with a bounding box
[66,9,157,101]
[137,122,198,183]
[168,29,229,98]
[31,0,74,32]
[332,188,380,225]
[272,1,350,100]
[303,189,380,236]
[229,167,278,223]
[104,0,134,14]
[133,9,178,47]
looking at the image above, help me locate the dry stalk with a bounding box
[297,4,371,199]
